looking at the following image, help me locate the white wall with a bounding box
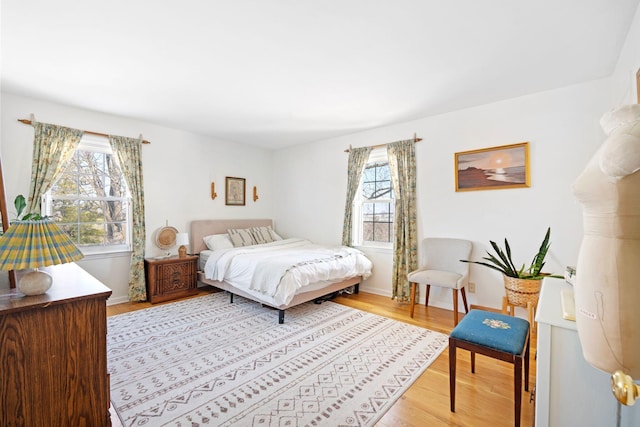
[610,0,640,106]
[274,78,611,314]
[0,93,274,303]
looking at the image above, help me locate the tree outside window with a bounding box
[45,139,131,253]
[361,161,394,243]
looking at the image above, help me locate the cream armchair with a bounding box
[407,238,472,325]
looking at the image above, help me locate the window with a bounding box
[352,148,395,247]
[43,136,131,254]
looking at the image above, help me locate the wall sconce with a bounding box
[211,181,217,200]
[253,186,259,202]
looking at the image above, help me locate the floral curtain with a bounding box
[27,122,83,214]
[342,146,372,246]
[387,139,417,301]
[109,135,147,302]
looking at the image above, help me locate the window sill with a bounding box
[80,250,132,261]
[354,245,393,255]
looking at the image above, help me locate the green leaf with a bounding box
[14,195,26,219]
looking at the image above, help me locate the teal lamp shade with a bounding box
[0,219,84,295]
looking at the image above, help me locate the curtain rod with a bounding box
[17,118,151,144]
[344,133,422,153]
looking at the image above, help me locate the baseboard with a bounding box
[469,304,502,313]
[107,295,130,306]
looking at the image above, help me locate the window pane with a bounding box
[362,162,393,200]
[59,223,79,243]
[79,174,103,197]
[79,223,106,245]
[51,200,78,223]
[362,201,394,243]
[80,200,105,223]
[107,222,127,245]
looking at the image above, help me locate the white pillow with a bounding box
[251,226,275,245]
[270,229,283,241]
[203,233,234,251]
[227,228,257,247]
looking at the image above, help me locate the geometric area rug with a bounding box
[107,293,448,426]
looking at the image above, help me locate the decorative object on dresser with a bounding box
[225,176,246,205]
[0,195,84,295]
[144,255,198,303]
[107,292,448,426]
[0,263,112,426]
[253,185,259,201]
[455,142,530,191]
[175,232,189,258]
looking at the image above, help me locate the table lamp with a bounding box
[176,232,189,258]
[0,219,84,295]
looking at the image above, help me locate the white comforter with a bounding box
[203,238,372,306]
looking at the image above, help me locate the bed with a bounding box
[190,219,372,323]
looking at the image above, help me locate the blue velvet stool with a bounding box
[449,309,530,427]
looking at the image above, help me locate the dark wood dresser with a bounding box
[145,255,199,303]
[0,263,112,426]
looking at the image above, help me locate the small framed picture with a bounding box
[455,142,530,192]
[225,177,246,206]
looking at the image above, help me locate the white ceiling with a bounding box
[2,1,639,149]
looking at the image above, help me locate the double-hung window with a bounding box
[352,148,395,248]
[42,135,132,255]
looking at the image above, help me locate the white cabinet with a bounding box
[535,278,639,426]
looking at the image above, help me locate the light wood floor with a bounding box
[107,288,536,427]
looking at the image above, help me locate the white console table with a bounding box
[535,278,639,426]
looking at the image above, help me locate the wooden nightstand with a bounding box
[145,255,199,303]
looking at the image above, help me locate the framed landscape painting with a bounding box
[455,142,530,192]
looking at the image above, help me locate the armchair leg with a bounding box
[409,282,417,318]
[425,284,431,306]
[461,287,469,313]
[452,289,459,325]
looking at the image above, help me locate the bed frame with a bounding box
[190,219,361,323]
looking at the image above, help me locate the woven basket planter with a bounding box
[503,275,543,307]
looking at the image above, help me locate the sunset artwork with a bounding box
[455,142,530,191]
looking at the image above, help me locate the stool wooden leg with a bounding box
[409,283,417,318]
[470,351,476,374]
[452,289,459,325]
[449,337,457,412]
[514,356,522,427]
[524,332,530,392]
[502,296,508,314]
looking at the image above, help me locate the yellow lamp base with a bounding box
[18,269,53,296]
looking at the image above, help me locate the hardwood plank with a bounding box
[107,289,536,426]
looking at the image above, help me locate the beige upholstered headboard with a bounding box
[190,219,273,254]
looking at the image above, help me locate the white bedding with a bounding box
[203,238,372,306]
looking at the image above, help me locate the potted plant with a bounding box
[462,227,561,309]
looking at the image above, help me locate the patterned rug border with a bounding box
[107,293,448,426]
